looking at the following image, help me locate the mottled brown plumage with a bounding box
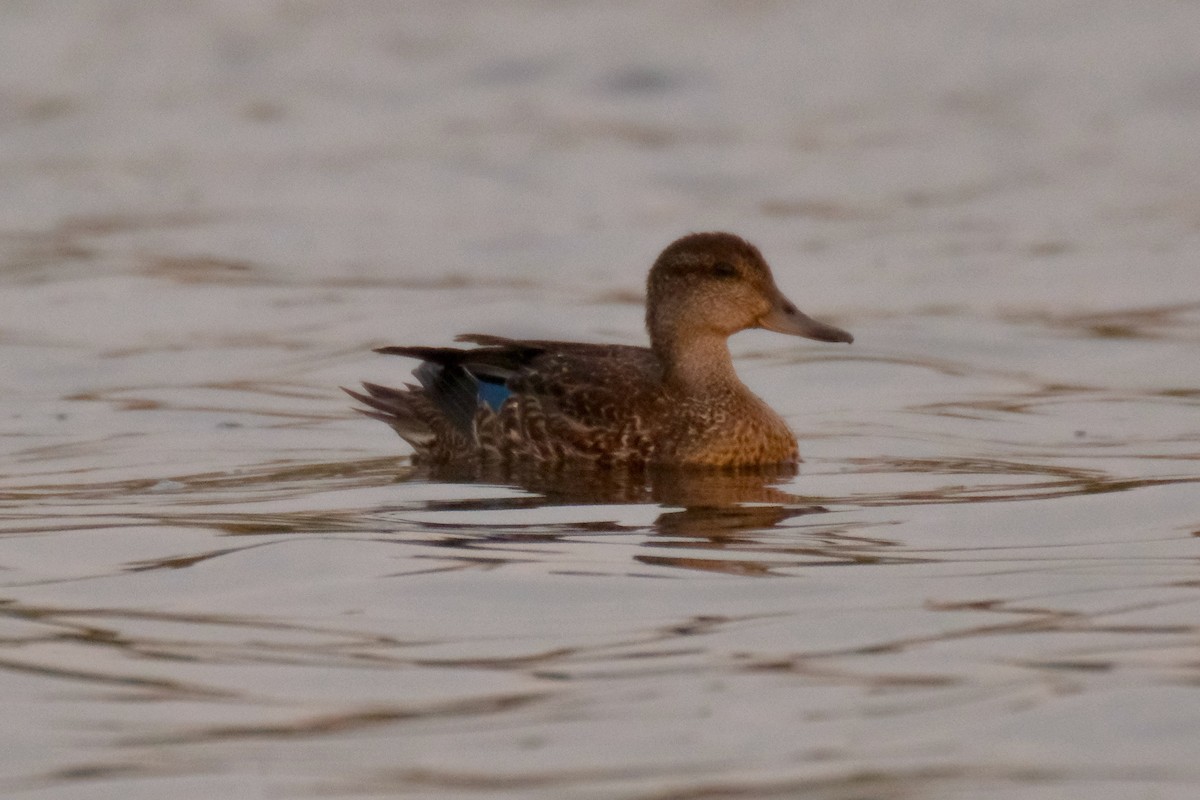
[346,232,852,468]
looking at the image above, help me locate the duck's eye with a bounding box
[712,261,738,278]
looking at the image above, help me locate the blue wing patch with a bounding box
[476,378,511,412]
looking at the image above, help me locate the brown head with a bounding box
[645,232,853,361]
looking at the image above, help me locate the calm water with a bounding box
[3,2,1200,798]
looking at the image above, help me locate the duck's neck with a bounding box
[652,329,742,394]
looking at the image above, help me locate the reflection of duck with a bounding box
[393,461,903,577]
[426,461,831,541]
[419,459,807,507]
[347,232,851,467]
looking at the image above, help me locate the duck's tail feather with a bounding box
[342,382,438,448]
[344,361,494,454]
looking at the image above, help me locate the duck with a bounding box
[346,232,852,468]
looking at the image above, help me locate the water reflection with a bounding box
[367,461,922,576]
[415,460,806,507]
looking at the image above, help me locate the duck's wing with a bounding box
[350,337,660,461]
[369,339,550,433]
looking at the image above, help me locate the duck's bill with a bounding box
[759,299,854,344]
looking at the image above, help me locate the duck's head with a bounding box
[646,232,853,351]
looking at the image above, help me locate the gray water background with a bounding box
[2,2,1200,798]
